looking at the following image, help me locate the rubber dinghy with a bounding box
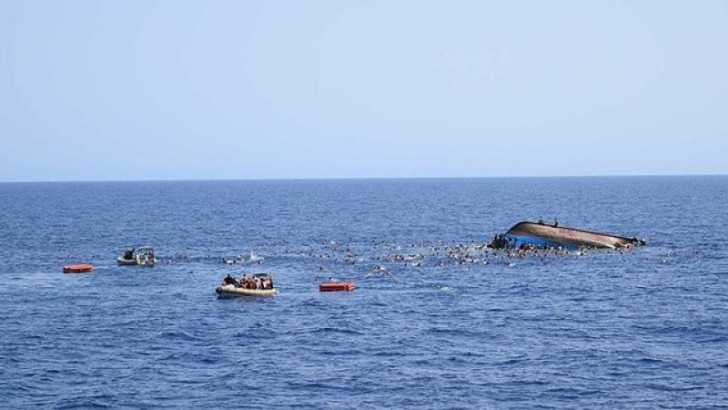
[491,221,646,250]
[215,272,278,297]
[215,285,278,297]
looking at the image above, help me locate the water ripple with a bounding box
[1,178,727,408]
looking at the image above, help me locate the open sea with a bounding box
[1,176,727,409]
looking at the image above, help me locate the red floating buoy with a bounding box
[63,264,94,274]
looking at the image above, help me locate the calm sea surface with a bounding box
[1,177,727,409]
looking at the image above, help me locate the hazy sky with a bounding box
[1,1,726,182]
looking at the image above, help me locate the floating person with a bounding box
[249,251,264,264]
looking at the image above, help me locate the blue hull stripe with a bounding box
[504,234,580,250]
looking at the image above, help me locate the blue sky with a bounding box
[1,1,726,182]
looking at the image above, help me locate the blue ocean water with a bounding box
[0,176,727,409]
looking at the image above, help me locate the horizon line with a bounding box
[1,173,726,184]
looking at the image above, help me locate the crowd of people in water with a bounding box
[260,238,645,274]
[201,233,694,294]
[161,232,658,290]
[211,238,689,290]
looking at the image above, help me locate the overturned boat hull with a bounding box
[497,221,645,250]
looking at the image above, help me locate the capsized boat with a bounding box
[491,221,646,250]
[215,272,278,297]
